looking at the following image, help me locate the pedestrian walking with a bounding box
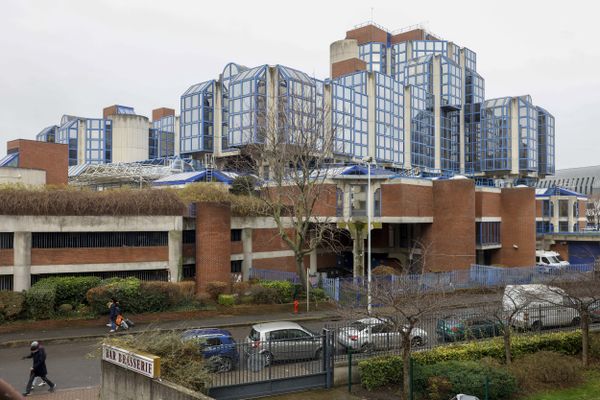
[109,298,121,333]
[21,341,56,397]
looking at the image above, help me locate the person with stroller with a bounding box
[108,298,121,333]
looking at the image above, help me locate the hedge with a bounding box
[25,286,55,319]
[32,276,101,308]
[259,280,296,303]
[359,330,584,391]
[0,291,25,321]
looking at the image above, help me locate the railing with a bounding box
[249,268,301,284]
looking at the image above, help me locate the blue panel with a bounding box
[0,152,19,167]
[568,242,600,265]
[180,80,216,153]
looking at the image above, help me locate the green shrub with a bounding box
[509,351,583,392]
[58,303,73,314]
[259,280,294,302]
[0,291,25,320]
[359,330,584,391]
[33,276,101,308]
[309,288,328,302]
[420,361,516,400]
[250,286,280,304]
[205,281,228,300]
[218,294,235,306]
[25,286,55,319]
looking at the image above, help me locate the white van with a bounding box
[503,284,579,330]
[535,251,570,273]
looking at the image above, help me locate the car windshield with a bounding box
[249,328,260,341]
[349,321,368,331]
[300,325,316,336]
[556,254,565,262]
[547,256,560,263]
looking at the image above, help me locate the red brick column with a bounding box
[195,202,231,292]
[423,179,476,271]
[491,187,536,267]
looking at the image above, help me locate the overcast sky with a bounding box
[1,0,598,169]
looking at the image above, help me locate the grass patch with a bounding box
[522,369,600,400]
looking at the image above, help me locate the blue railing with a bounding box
[249,268,301,284]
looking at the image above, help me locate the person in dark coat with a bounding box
[22,341,55,396]
[109,298,121,333]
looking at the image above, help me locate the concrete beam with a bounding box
[13,232,31,291]
[168,230,183,282]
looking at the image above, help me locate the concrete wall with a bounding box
[0,167,46,186]
[109,114,151,163]
[100,360,212,400]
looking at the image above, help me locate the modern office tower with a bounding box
[329,22,555,179]
[150,108,178,159]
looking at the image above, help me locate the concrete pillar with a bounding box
[352,231,365,278]
[13,232,31,292]
[168,230,182,282]
[309,248,317,274]
[242,228,253,281]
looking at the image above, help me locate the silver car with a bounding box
[337,317,428,352]
[245,321,322,365]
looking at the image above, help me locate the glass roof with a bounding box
[407,54,434,66]
[182,80,215,96]
[277,65,315,84]
[59,118,79,130]
[115,105,135,114]
[0,152,19,167]
[230,65,268,83]
[484,97,512,108]
[37,125,57,136]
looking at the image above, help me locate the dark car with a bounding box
[181,328,239,372]
[436,316,502,343]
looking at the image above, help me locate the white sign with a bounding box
[102,344,160,378]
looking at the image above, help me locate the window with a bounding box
[476,222,501,245]
[31,232,168,248]
[231,229,242,241]
[0,233,13,249]
[231,260,242,273]
[205,337,222,347]
[559,221,569,232]
[559,200,569,218]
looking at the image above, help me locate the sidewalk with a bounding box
[25,386,99,399]
[0,308,340,348]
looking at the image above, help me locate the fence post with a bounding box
[484,376,489,400]
[348,349,352,393]
[409,357,414,400]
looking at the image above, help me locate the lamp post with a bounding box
[362,156,373,314]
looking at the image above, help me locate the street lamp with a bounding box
[362,156,374,314]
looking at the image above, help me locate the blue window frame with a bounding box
[464,70,485,174]
[332,71,368,158]
[391,42,407,82]
[536,221,551,234]
[374,72,403,164]
[410,40,447,59]
[482,97,512,172]
[180,80,215,154]
[410,86,435,170]
[56,118,79,166]
[405,55,433,93]
[150,115,175,159]
[517,96,538,172]
[463,48,477,71]
[476,222,501,245]
[36,125,58,143]
[359,42,387,74]
[440,57,462,108]
[227,65,267,146]
[221,63,249,151]
[537,106,555,176]
[440,110,459,172]
[85,119,112,164]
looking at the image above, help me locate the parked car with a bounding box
[181,328,239,372]
[535,250,570,273]
[337,317,428,352]
[450,395,480,400]
[504,284,580,330]
[436,315,502,342]
[245,321,322,365]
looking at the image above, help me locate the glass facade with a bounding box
[180,80,215,154]
[410,86,435,170]
[440,57,462,109]
[537,106,555,176]
[85,119,112,164]
[56,118,79,166]
[359,42,387,73]
[36,125,58,143]
[331,81,367,158]
[517,95,538,172]
[227,65,267,146]
[221,63,249,151]
[482,97,511,172]
[374,72,403,164]
[150,115,175,159]
[464,69,485,174]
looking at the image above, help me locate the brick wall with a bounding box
[196,202,231,291]
[475,191,502,218]
[381,183,433,217]
[30,247,168,265]
[7,139,68,185]
[231,241,243,254]
[182,244,195,258]
[0,249,13,266]
[252,228,292,253]
[391,29,425,44]
[490,187,536,267]
[422,179,476,271]
[345,25,388,45]
[252,255,310,273]
[103,105,118,119]
[331,58,367,79]
[152,108,175,121]
[550,242,569,261]
[535,199,543,218]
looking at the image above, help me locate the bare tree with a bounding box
[231,89,343,284]
[339,275,448,399]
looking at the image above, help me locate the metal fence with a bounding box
[207,330,334,400]
[249,268,301,284]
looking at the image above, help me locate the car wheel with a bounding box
[361,342,375,353]
[411,336,423,347]
[531,320,543,331]
[217,357,233,372]
[314,348,322,360]
[572,317,581,326]
[262,351,273,366]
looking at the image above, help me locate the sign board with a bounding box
[102,344,161,379]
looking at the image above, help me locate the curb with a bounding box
[0,313,341,349]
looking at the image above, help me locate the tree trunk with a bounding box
[402,336,411,400]
[503,327,512,366]
[296,255,307,289]
[581,311,590,368]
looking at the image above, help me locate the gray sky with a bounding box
[1,0,598,169]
